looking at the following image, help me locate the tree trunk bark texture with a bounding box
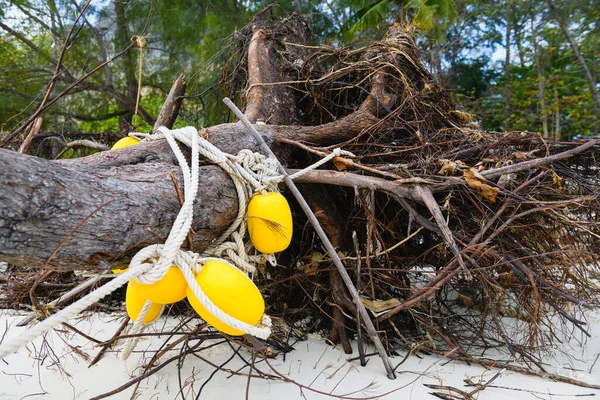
[0,145,238,270]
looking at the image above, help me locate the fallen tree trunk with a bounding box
[0,111,393,270]
[0,145,238,270]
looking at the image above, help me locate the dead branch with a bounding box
[17,117,43,154]
[65,140,110,151]
[481,139,598,179]
[0,147,238,269]
[154,74,186,130]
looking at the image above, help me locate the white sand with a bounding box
[1,309,599,399]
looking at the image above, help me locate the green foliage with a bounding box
[344,0,390,39]
[0,0,597,146]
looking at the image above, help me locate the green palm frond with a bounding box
[407,0,435,31]
[343,0,391,38]
[344,0,456,39]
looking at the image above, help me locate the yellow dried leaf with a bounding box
[464,168,499,204]
[438,159,467,175]
[299,251,326,275]
[552,172,563,190]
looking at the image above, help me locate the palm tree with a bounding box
[344,0,457,38]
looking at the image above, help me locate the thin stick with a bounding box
[352,231,367,367]
[481,139,598,179]
[1,43,136,147]
[426,347,600,390]
[88,318,129,367]
[223,97,396,379]
[18,117,43,154]
[589,351,600,374]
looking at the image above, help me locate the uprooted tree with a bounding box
[1,12,600,378]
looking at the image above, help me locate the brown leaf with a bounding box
[300,251,326,275]
[514,151,528,160]
[333,156,349,171]
[437,159,467,175]
[464,168,499,204]
[456,293,473,309]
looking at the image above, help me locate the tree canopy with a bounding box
[0,0,598,150]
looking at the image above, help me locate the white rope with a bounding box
[285,148,354,181]
[127,127,273,338]
[0,267,142,358]
[0,126,350,358]
[121,300,154,361]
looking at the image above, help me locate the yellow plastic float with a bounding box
[247,192,293,253]
[187,260,264,336]
[111,136,140,150]
[125,281,163,323]
[130,266,188,304]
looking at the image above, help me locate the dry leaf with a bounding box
[299,251,326,275]
[464,168,499,203]
[552,172,563,190]
[333,156,349,171]
[514,151,528,160]
[498,271,515,285]
[456,293,473,309]
[361,296,402,313]
[438,159,467,175]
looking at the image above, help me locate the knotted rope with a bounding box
[0,126,353,359]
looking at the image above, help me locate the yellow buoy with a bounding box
[130,266,188,304]
[111,136,140,150]
[125,281,163,323]
[187,260,264,336]
[247,192,293,253]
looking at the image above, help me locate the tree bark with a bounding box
[245,23,296,124]
[0,143,238,270]
[0,103,390,270]
[154,74,186,130]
